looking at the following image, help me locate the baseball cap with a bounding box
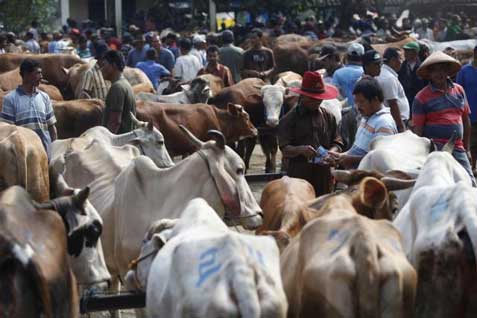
[362,50,382,65]
[222,30,234,42]
[383,47,401,62]
[319,44,337,59]
[402,41,420,52]
[347,43,365,57]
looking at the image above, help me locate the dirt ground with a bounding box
[94,146,281,318]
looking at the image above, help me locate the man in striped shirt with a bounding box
[76,41,110,100]
[0,59,57,156]
[413,51,476,185]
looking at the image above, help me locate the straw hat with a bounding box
[416,51,461,80]
[289,71,338,100]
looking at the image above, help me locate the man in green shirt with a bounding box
[100,50,136,133]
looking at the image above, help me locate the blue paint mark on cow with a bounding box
[430,196,448,224]
[328,229,339,240]
[255,250,265,265]
[196,247,222,288]
[330,233,350,256]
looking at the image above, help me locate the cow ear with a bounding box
[227,103,239,116]
[359,177,387,208]
[262,230,291,252]
[72,187,90,212]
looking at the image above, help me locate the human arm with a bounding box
[325,151,364,169]
[278,110,317,159]
[104,85,125,134]
[0,95,16,124]
[411,97,425,136]
[388,99,405,132]
[48,125,57,141]
[463,112,471,152]
[106,112,122,134]
[281,145,317,159]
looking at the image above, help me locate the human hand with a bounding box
[300,145,317,159]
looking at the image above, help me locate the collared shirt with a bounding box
[136,60,171,90]
[278,104,343,161]
[348,107,398,156]
[77,61,109,100]
[0,87,56,154]
[197,63,234,87]
[158,47,175,72]
[413,80,470,151]
[219,44,244,84]
[190,48,207,66]
[332,64,363,107]
[376,64,410,120]
[457,63,477,123]
[173,53,202,82]
[126,48,147,67]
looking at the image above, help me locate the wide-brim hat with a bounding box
[417,51,462,80]
[289,71,339,100]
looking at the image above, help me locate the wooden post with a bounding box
[115,0,122,37]
[209,0,216,32]
[60,0,70,25]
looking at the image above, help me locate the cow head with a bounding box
[125,218,177,291]
[183,77,211,104]
[179,125,263,230]
[225,103,258,140]
[42,173,111,290]
[261,84,287,127]
[130,112,174,168]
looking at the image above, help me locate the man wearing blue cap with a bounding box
[399,41,427,107]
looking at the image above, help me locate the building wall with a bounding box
[69,0,89,21]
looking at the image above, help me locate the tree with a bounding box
[0,0,59,33]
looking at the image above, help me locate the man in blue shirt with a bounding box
[126,36,147,67]
[136,49,171,90]
[151,35,175,73]
[457,45,477,172]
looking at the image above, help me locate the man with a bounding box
[413,51,476,185]
[457,45,477,172]
[332,42,364,108]
[315,44,342,83]
[327,78,397,169]
[362,49,382,78]
[77,41,110,100]
[242,29,275,82]
[165,33,180,59]
[376,48,409,132]
[278,71,343,195]
[126,36,147,67]
[24,31,40,54]
[191,34,207,67]
[398,41,427,108]
[219,30,244,84]
[136,48,171,90]
[172,38,202,83]
[0,59,57,155]
[151,35,175,73]
[100,50,136,134]
[197,45,234,87]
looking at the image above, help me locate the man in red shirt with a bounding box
[197,45,234,87]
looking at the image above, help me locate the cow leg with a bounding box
[259,133,277,173]
[242,137,256,171]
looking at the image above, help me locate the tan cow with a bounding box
[198,73,225,95]
[0,122,49,202]
[53,99,104,139]
[372,36,416,56]
[281,188,417,318]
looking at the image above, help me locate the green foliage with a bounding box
[0,0,59,33]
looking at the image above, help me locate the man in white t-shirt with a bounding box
[376,47,409,132]
[173,38,202,83]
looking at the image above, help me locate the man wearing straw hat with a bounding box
[278,71,343,195]
[412,51,477,185]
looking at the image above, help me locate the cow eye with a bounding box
[158,140,164,146]
[237,168,244,175]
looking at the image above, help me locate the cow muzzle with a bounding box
[266,118,279,127]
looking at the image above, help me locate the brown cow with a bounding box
[0,68,63,100]
[273,34,314,76]
[136,101,257,156]
[53,99,104,139]
[280,193,417,318]
[0,185,101,318]
[0,53,84,97]
[0,123,49,202]
[133,82,155,95]
[372,36,416,56]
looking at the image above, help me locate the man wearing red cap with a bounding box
[278,71,343,195]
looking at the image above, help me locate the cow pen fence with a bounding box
[79,172,283,314]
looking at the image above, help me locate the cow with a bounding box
[280,192,417,318]
[0,184,104,318]
[0,122,49,202]
[136,101,257,156]
[393,145,477,317]
[123,66,154,88]
[132,82,155,95]
[198,73,224,96]
[272,34,314,76]
[0,68,64,100]
[102,127,263,284]
[0,53,85,98]
[137,77,212,104]
[358,130,435,209]
[125,198,287,318]
[372,36,416,55]
[52,98,104,139]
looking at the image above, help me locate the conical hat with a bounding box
[417,51,462,80]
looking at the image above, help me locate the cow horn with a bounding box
[72,187,90,211]
[442,131,457,154]
[130,112,146,128]
[380,177,416,191]
[179,125,204,149]
[207,130,226,149]
[332,170,352,184]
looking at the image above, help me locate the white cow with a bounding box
[421,38,477,53]
[137,77,211,104]
[393,147,477,317]
[125,198,287,318]
[358,130,434,209]
[103,127,263,281]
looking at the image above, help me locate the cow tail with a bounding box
[0,235,53,317]
[354,231,380,318]
[229,263,260,318]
